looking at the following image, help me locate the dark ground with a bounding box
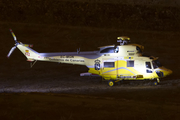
[0,1,180,120]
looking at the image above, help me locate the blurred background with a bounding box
[0,0,179,31]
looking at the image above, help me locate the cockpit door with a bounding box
[145,62,153,73]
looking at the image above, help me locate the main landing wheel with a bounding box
[153,81,158,86]
[108,80,114,87]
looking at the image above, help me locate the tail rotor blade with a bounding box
[9,29,17,43]
[7,46,16,58]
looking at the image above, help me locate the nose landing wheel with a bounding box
[153,78,160,86]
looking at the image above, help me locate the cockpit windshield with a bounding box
[152,60,162,69]
[136,46,142,53]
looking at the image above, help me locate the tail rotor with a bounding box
[7,29,19,58]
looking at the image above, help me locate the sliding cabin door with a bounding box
[101,59,117,80]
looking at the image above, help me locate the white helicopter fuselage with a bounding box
[17,43,172,81]
[8,29,172,86]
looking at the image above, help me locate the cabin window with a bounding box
[146,62,152,69]
[104,62,115,68]
[127,61,134,67]
[100,47,115,53]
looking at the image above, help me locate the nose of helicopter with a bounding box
[163,69,172,77]
[156,67,172,78]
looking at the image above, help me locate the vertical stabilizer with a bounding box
[17,44,39,61]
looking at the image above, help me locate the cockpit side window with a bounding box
[146,62,152,73]
[146,62,152,69]
[100,47,117,53]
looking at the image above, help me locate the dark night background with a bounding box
[0,0,180,31]
[0,0,180,120]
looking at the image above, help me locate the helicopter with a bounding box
[7,29,172,86]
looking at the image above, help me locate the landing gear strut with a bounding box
[157,78,160,83]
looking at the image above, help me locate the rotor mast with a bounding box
[117,36,130,45]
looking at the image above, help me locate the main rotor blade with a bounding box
[7,46,16,58]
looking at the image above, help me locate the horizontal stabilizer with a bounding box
[80,72,100,77]
[27,58,35,62]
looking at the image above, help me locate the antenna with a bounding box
[77,48,80,54]
[117,36,130,45]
